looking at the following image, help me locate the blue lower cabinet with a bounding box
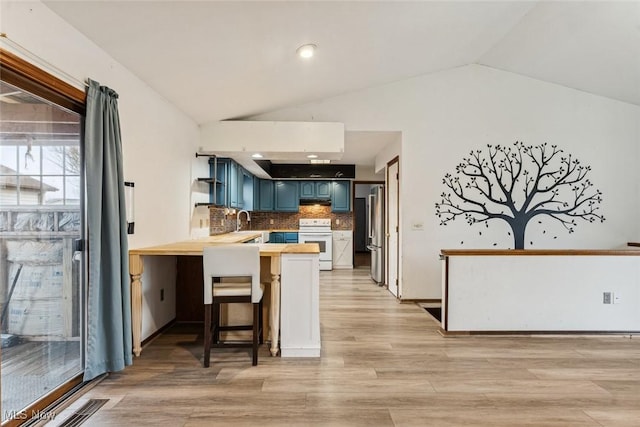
[270,232,297,243]
[284,232,298,243]
[270,232,285,243]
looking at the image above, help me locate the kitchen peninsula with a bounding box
[129,231,320,359]
[440,248,640,334]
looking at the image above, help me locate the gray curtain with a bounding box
[84,79,132,381]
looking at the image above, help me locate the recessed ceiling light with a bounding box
[306,154,318,159]
[296,44,316,59]
[251,153,263,158]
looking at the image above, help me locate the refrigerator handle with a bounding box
[368,194,375,239]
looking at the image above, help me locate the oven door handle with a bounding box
[299,233,333,239]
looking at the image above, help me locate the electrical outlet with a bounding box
[160,288,165,302]
[613,292,621,304]
[221,219,224,226]
[270,219,274,225]
[336,219,340,225]
[603,292,612,304]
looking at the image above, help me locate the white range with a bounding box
[298,218,332,270]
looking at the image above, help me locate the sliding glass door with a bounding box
[1,76,85,422]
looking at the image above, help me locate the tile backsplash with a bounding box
[209,205,352,235]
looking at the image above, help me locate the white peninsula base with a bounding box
[280,253,321,357]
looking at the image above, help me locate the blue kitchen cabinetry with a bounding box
[300,181,331,199]
[252,177,272,212]
[270,232,285,243]
[331,181,351,212]
[270,232,298,243]
[221,175,350,212]
[199,156,253,208]
[257,179,274,211]
[284,232,298,243]
[274,181,299,212]
[252,177,273,211]
[228,160,239,208]
[203,156,228,206]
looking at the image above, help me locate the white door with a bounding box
[387,159,399,297]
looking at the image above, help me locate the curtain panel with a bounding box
[84,79,132,381]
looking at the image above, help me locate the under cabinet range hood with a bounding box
[299,199,331,206]
[255,161,355,179]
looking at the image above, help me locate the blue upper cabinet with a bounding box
[300,181,331,199]
[258,179,274,211]
[207,157,228,206]
[299,181,315,198]
[316,181,332,198]
[274,181,299,212]
[332,181,351,212]
[203,157,253,208]
[228,161,240,208]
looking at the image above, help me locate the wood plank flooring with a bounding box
[53,268,639,426]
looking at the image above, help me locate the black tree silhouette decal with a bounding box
[435,142,605,249]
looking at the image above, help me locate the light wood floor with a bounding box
[55,268,639,426]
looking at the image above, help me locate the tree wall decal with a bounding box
[435,141,605,249]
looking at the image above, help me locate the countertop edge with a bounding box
[440,248,640,257]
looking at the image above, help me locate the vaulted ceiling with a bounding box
[43,0,640,128]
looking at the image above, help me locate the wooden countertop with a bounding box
[130,238,320,256]
[441,248,640,257]
[205,231,263,243]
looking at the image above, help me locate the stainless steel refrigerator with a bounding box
[367,185,385,285]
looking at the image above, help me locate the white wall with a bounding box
[355,165,384,181]
[1,1,200,338]
[253,64,640,300]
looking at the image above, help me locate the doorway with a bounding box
[1,51,87,424]
[353,182,384,269]
[353,197,368,267]
[386,158,399,297]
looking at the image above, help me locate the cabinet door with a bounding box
[236,163,244,209]
[253,177,260,210]
[274,181,299,212]
[208,158,228,206]
[316,181,331,198]
[258,180,274,211]
[228,161,238,208]
[332,181,351,212]
[284,232,299,243]
[299,181,315,198]
[270,232,285,243]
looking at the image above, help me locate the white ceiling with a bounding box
[43,0,640,166]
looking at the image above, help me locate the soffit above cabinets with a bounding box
[199,120,344,159]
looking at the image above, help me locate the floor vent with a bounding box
[57,398,109,427]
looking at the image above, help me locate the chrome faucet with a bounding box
[236,209,251,231]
